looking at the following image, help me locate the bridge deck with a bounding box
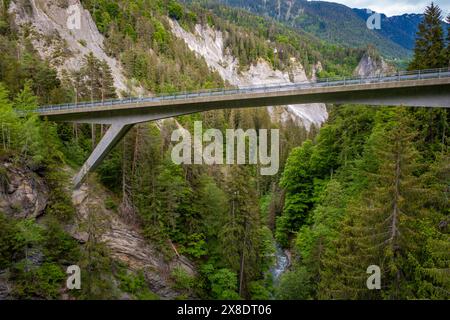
[38,68,450,122]
[33,67,450,188]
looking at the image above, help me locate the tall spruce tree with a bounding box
[276,140,315,247]
[99,60,117,102]
[409,3,446,70]
[447,14,450,66]
[219,165,261,299]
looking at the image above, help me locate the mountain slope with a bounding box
[209,0,411,59]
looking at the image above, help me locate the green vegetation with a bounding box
[0,213,25,269]
[75,0,325,299]
[171,266,196,298]
[0,0,448,301]
[117,268,159,300]
[0,213,81,299]
[11,262,66,299]
[409,3,448,70]
[81,0,224,94]
[0,4,120,299]
[447,14,450,65]
[276,104,448,299]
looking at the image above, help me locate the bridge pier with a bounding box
[73,123,134,189]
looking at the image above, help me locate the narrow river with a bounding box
[270,244,290,283]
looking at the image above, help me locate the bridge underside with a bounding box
[43,82,449,188]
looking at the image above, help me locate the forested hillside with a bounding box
[0,0,448,301]
[0,0,323,299]
[276,105,449,299]
[276,3,450,299]
[208,0,412,59]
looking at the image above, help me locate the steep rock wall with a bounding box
[0,161,48,219]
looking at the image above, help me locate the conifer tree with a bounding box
[446,14,450,66]
[99,60,117,102]
[220,165,261,298]
[276,140,314,247]
[409,3,446,70]
[319,110,433,299]
[414,153,450,298]
[0,83,20,151]
[79,202,115,299]
[13,81,38,113]
[81,52,101,102]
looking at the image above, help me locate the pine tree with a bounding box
[81,52,102,101]
[276,140,315,247]
[446,14,450,66]
[409,3,446,70]
[0,83,21,151]
[80,53,111,149]
[14,83,43,162]
[99,60,117,102]
[79,202,116,299]
[13,80,38,113]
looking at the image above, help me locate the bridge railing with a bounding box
[36,67,450,114]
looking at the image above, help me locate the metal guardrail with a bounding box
[36,67,450,114]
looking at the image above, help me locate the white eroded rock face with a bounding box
[354,52,395,78]
[9,0,128,94]
[168,19,328,131]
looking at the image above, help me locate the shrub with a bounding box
[42,218,80,264]
[208,268,240,300]
[105,197,118,211]
[276,267,312,300]
[168,1,184,20]
[171,266,195,292]
[11,262,65,299]
[117,270,159,300]
[181,233,207,258]
[0,213,25,269]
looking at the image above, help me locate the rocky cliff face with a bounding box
[9,0,128,94]
[0,161,48,219]
[354,51,395,77]
[169,19,328,131]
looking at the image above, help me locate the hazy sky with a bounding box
[317,0,450,17]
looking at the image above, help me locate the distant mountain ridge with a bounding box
[212,0,449,59]
[353,9,449,51]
